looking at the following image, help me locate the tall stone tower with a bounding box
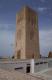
[15,6,40,59]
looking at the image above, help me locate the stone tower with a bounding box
[15,6,40,59]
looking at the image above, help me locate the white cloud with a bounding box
[0,31,15,56]
[39,29,52,56]
[0,24,15,31]
[38,7,47,12]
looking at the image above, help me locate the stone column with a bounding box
[30,59,34,73]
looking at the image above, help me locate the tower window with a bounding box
[17,50,21,59]
[17,29,22,40]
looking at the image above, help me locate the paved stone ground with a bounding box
[0,68,43,80]
[0,69,18,80]
[0,68,52,80]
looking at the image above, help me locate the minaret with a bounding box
[15,6,40,59]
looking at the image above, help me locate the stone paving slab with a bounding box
[0,69,18,80]
[0,68,52,80]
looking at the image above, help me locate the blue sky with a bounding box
[0,0,52,57]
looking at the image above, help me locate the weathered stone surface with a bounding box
[0,68,52,80]
[15,6,40,59]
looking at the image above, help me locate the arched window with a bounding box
[17,50,21,59]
